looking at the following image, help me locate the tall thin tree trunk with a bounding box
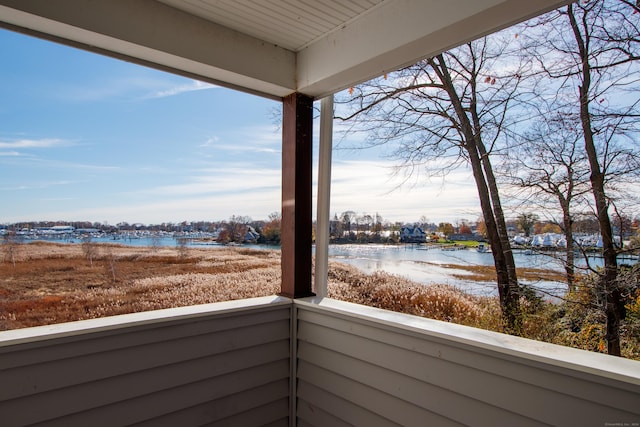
[476,139,520,309]
[469,142,520,333]
[568,5,622,356]
[561,203,576,292]
[430,54,521,334]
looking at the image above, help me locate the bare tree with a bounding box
[565,0,639,356]
[149,233,162,253]
[337,35,529,333]
[503,111,592,291]
[103,247,118,284]
[330,214,343,241]
[2,231,22,268]
[373,212,383,239]
[228,215,251,243]
[176,237,189,262]
[361,214,373,234]
[340,211,356,239]
[82,236,98,267]
[523,0,640,355]
[515,213,539,238]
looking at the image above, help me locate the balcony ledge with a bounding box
[0,295,291,347]
[296,296,640,386]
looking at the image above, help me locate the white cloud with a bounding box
[325,160,481,223]
[117,159,481,224]
[18,156,121,171]
[200,136,220,147]
[0,180,77,191]
[212,144,279,154]
[0,138,70,149]
[37,188,281,224]
[131,167,281,198]
[54,76,163,102]
[53,74,218,102]
[199,125,281,153]
[3,158,482,224]
[151,80,218,98]
[39,197,76,202]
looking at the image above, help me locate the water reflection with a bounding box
[44,236,635,298]
[326,244,625,298]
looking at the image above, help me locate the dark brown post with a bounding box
[280,92,314,298]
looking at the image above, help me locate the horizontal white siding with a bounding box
[295,298,640,427]
[2,295,638,426]
[0,296,291,427]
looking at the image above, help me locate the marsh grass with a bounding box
[327,262,490,325]
[2,242,498,329]
[1,242,637,359]
[434,262,567,283]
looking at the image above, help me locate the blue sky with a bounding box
[0,28,480,226]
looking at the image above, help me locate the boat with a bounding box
[477,243,490,253]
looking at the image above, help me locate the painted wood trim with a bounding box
[297,0,571,98]
[0,0,296,99]
[0,295,291,347]
[314,95,333,298]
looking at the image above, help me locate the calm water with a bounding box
[53,236,635,297]
[326,244,636,297]
[327,244,571,297]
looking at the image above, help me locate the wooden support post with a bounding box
[280,92,314,298]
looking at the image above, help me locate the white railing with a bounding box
[295,297,640,427]
[0,296,292,427]
[1,295,638,426]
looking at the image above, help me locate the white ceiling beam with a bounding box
[0,0,296,99]
[0,0,572,100]
[297,0,572,98]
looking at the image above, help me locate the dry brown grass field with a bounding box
[0,241,537,331]
[2,241,638,360]
[0,242,283,329]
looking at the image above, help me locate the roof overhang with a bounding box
[0,0,571,100]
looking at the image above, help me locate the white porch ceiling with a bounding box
[157,0,387,52]
[0,0,571,100]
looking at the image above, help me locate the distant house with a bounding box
[400,226,426,243]
[243,226,260,243]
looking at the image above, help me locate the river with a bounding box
[327,244,571,297]
[51,236,637,298]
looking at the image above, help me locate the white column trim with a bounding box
[314,96,334,297]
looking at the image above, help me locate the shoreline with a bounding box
[1,241,495,331]
[2,242,638,360]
